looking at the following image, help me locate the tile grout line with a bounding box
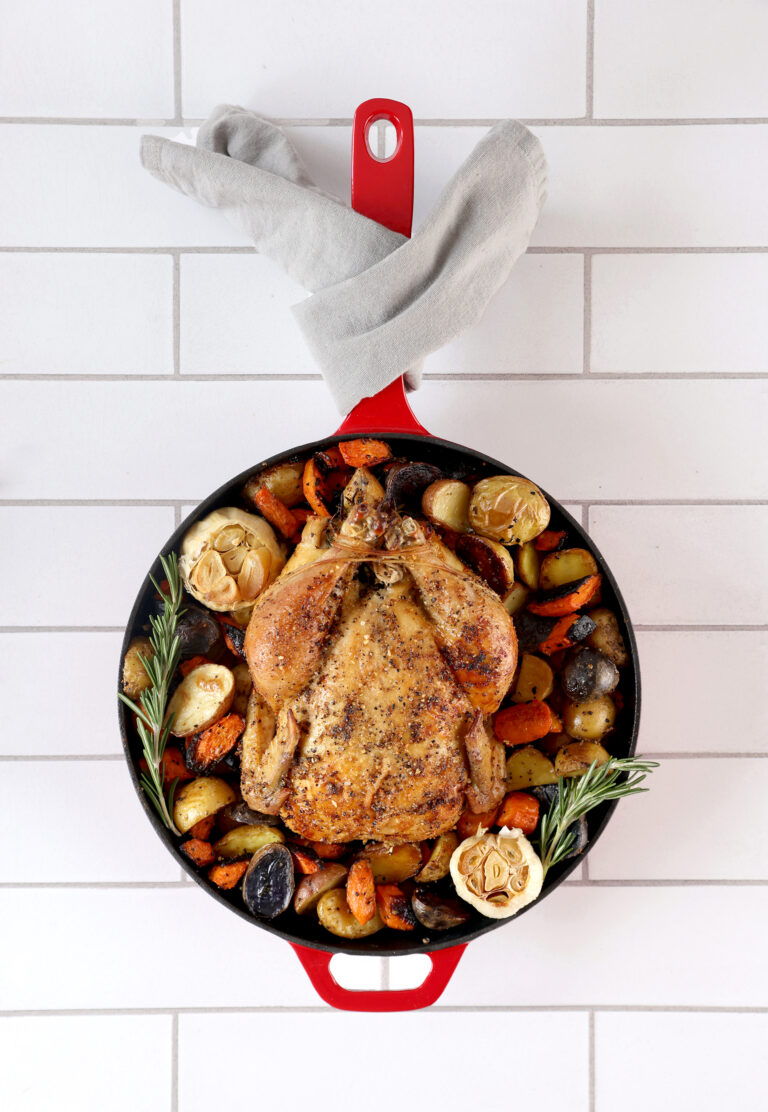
[2,751,765,762]
[171,1012,179,1112]
[6,116,768,127]
[2,879,767,890]
[2,1005,767,1016]
[3,372,768,382]
[3,623,767,634]
[172,252,180,375]
[589,1011,596,1112]
[3,498,768,508]
[172,0,182,125]
[582,251,592,374]
[4,246,768,256]
[585,0,595,120]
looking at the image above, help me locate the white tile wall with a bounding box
[3,4,767,1109]
[591,254,768,374]
[0,254,173,374]
[0,1015,172,1112]
[180,0,588,120]
[594,0,768,119]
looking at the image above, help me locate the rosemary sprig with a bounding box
[538,756,659,877]
[119,552,184,834]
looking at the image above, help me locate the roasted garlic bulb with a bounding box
[179,508,285,613]
[468,475,550,545]
[450,827,543,919]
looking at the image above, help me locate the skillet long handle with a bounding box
[334,98,429,438]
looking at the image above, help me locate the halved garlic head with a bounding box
[179,507,285,612]
[450,827,543,919]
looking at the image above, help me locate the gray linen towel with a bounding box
[141,105,547,414]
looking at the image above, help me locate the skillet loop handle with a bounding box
[291,943,466,1012]
[335,97,428,439]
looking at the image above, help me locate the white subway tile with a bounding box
[0,761,179,882]
[180,252,583,376]
[595,1013,768,1112]
[587,758,768,880]
[594,0,768,119]
[0,254,173,374]
[635,631,768,754]
[178,1012,588,1112]
[2,379,764,502]
[0,632,126,754]
[179,254,314,374]
[0,888,318,1008]
[440,885,768,1005]
[592,254,768,374]
[0,507,175,626]
[0,1016,171,1112]
[588,505,768,625]
[0,0,173,118]
[180,0,587,119]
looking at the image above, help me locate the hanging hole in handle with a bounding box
[365,116,400,162]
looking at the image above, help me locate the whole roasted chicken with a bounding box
[242,473,518,843]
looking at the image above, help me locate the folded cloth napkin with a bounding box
[141,106,547,414]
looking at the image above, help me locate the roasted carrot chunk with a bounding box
[188,814,216,840]
[252,485,301,540]
[140,745,194,786]
[290,848,322,876]
[528,574,602,617]
[494,700,553,746]
[208,860,249,890]
[457,804,500,838]
[303,457,331,517]
[338,438,393,469]
[217,615,246,659]
[376,884,416,931]
[186,713,245,772]
[347,860,376,925]
[180,838,217,868]
[496,791,540,835]
[539,615,595,655]
[292,508,312,528]
[534,530,567,552]
[310,841,348,860]
[179,654,210,677]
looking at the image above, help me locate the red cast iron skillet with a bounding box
[119,100,641,1011]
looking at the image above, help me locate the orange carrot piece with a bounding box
[496,791,540,835]
[528,574,602,617]
[539,616,588,655]
[339,438,393,468]
[494,700,553,746]
[292,508,312,527]
[376,884,416,931]
[457,805,500,839]
[252,485,301,540]
[186,713,245,772]
[310,841,348,861]
[188,814,216,840]
[290,848,321,876]
[179,654,210,677]
[316,446,346,469]
[347,860,376,925]
[140,745,194,786]
[180,838,217,868]
[302,457,331,517]
[208,860,249,889]
[534,530,567,552]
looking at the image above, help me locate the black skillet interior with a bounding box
[119,432,641,957]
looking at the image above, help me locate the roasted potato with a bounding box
[212,823,285,858]
[502,582,530,616]
[174,606,223,659]
[505,746,559,791]
[317,888,384,938]
[421,479,472,533]
[173,776,237,834]
[562,647,619,701]
[244,460,305,508]
[455,534,515,594]
[411,888,471,931]
[242,843,295,919]
[586,608,630,668]
[231,662,252,717]
[122,636,154,699]
[293,864,348,915]
[385,462,443,508]
[468,475,550,545]
[563,694,617,741]
[539,548,598,591]
[555,740,611,777]
[515,542,540,590]
[360,843,422,883]
[166,662,235,737]
[416,832,458,883]
[512,654,554,703]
